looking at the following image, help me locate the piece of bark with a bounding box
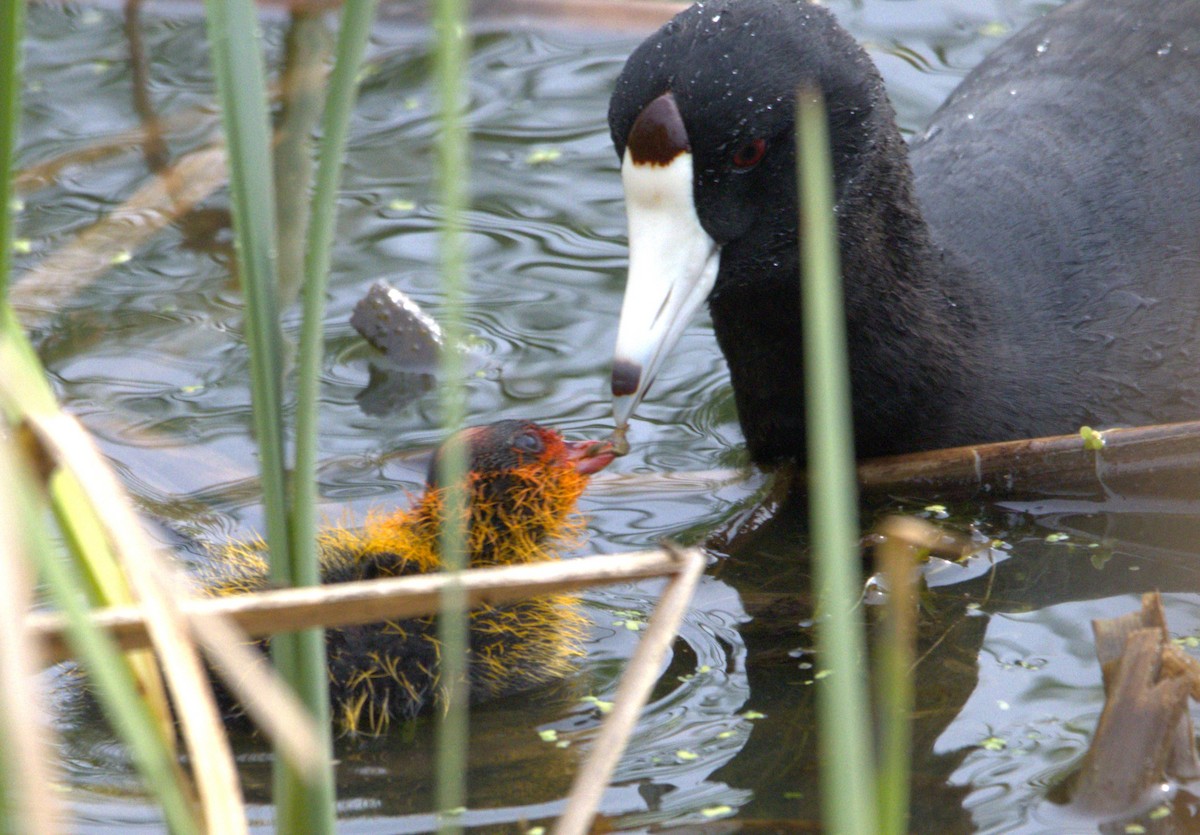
[1092,592,1169,672]
[1092,593,1200,781]
[1071,628,1190,815]
[1068,592,1200,815]
[350,280,445,373]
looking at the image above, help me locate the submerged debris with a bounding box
[1065,592,1200,817]
[350,280,448,416]
[350,280,444,373]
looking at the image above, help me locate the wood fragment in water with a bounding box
[27,548,695,664]
[1067,592,1200,815]
[350,280,445,372]
[854,421,1200,501]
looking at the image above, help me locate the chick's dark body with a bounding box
[204,421,612,735]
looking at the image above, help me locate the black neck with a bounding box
[709,114,981,464]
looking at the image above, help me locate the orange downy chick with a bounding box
[206,420,615,735]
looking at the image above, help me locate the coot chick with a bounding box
[206,420,615,735]
[609,0,1200,465]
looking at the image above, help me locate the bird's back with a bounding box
[911,0,1200,435]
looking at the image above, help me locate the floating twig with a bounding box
[28,548,697,661]
[555,543,707,835]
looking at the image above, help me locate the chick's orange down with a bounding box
[206,420,615,735]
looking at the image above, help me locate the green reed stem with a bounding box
[289,0,379,828]
[0,0,22,302]
[432,0,471,828]
[17,464,199,835]
[274,12,328,310]
[200,0,289,570]
[796,87,879,834]
[874,533,916,835]
[0,8,197,829]
[202,2,335,832]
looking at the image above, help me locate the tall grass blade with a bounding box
[25,410,252,834]
[873,518,922,835]
[431,0,471,829]
[0,313,207,830]
[200,2,288,575]
[275,12,328,309]
[1,1,190,818]
[6,440,201,835]
[0,0,21,302]
[0,439,62,835]
[201,2,334,831]
[291,0,381,829]
[0,318,174,756]
[796,87,879,833]
[0,306,180,749]
[47,467,180,746]
[28,555,201,834]
[296,0,380,561]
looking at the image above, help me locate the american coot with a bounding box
[206,420,615,735]
[608,0,1200,465]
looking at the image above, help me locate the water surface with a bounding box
[19,1,1200,831]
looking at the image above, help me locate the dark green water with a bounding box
[18,1,1200,831]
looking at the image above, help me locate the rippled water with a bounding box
[19,1,1200,832]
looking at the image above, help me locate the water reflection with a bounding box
[941,595,1200,832]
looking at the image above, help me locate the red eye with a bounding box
[732,138,766,169]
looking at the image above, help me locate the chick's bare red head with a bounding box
[426,420,615,488]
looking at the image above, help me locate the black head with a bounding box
[609,0,886,249]
[607,0,907,462]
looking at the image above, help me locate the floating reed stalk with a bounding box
[555,546,707,835]
[854,420,1200,500]
[289,0,378,827]
[27,549,696,665]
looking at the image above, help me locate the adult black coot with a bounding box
[608,0,1200,465]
